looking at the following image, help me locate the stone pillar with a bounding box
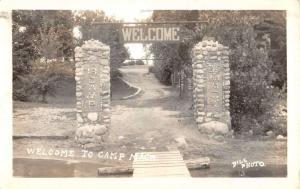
[74,40,110,150]
[192,39,231,135]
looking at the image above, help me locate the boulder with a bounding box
[213,135,224,142]
[94,125,107,135]
[276,135,287,140]
[87,112,98,121]
[266,130,274,136]
[175,137,188,148]
[198,121,229,135]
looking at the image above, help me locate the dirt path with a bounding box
[109,65,199,145]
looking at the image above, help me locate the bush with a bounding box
[128,61,135,65]
[148,65,155,73]
[13,60,74,102]
[13,73,62,102]
[135,60,144,65]
[111,69,123,79]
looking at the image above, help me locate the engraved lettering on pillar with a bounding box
[192,39,231,134]
[74,40,110,150]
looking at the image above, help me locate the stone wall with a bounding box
[74,40,111,150]
[192,39,231,134]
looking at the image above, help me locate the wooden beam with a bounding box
[98,157,210,176]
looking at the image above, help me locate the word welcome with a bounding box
[26,148,75,158]
[26,148,156,161]
[232,158,265,169]
[121,26,180,42]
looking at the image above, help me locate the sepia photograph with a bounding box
[11,9,288,178]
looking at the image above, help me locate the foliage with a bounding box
[149,10,287,135]
[13,60,74,102]
[13,10,75,66]
[150,11,198,84]
[197,11,286,134]
[12,10,75,101]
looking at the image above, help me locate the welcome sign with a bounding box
[120,26,182,43]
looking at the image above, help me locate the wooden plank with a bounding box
[134,164,187,168]
[133,159,184,164]
[133,151,190,177]
[134,170,190,176]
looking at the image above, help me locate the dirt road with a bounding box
[109,65,199,146]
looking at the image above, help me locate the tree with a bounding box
[12,10,75,102]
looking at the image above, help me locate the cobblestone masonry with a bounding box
[74,40,110,149]
[192,40,231,131]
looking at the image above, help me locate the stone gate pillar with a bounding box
[74,40,110,149]
[192,39,231,135]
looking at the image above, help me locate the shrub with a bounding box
[13,73,61,102]
[135,60,144,65]
[148,65,155,73]
[13,60,74,102]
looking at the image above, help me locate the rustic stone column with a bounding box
[74,40,110,149]
[192,39,231,135]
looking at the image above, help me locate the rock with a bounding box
[198,121,229,135]
[213,135,224,142]
[205,117,212,122]
[77,114,83,123]
[276,135,287,140]
[87,112,98,121]
[196,117,204,123]
[95,135,102,142]
[175,137,188,148]
[84,143,103,150]
[147,138,153,143]
[249,130,253,136]
[226,130,234,137]
[118,136,125,140]
[94,125,107,135]
[266,130,274,136]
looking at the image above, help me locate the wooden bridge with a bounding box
[98,150,210,177]
[132,151,190,177]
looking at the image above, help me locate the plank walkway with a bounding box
[132,150,191,177]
